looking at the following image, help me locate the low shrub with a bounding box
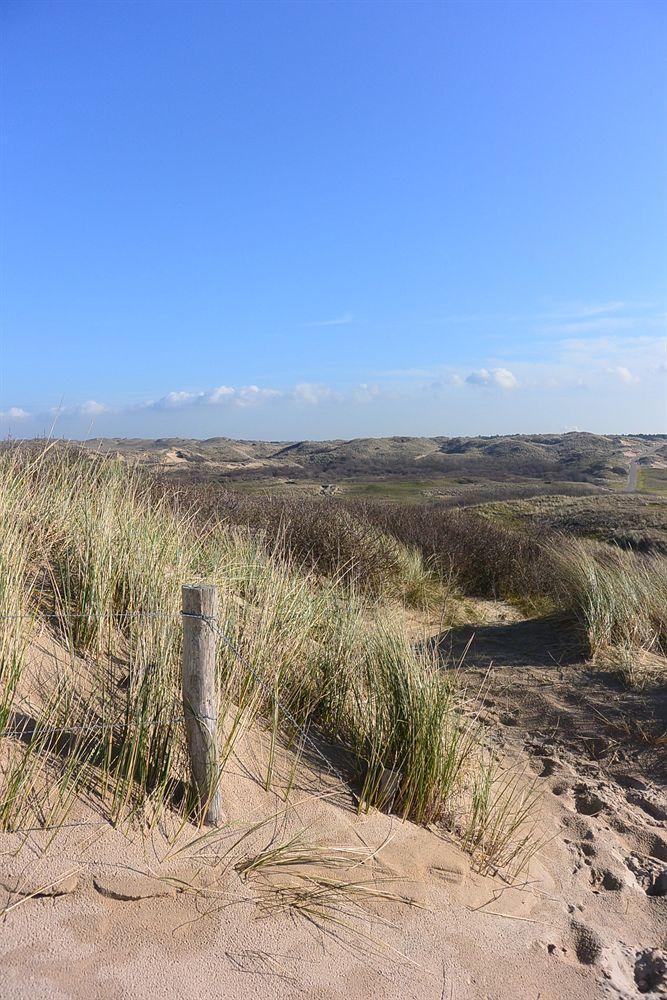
[161,483,448,609]
[349,500,562,606]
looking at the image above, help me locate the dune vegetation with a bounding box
[171,481,667,672]
[0,445,521,872]
[0,443,664,881]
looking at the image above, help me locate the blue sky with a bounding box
[1,0,665,439]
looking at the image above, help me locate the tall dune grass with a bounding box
[5,443,659,877]
[554,540,667,667]
[0,445,518,869]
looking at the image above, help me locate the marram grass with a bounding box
[0,447,481,847]
[6,444,662,875]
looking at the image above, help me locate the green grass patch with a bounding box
[342,479,448,501]
[638,468,667,496]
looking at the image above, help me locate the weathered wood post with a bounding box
[181,584,223,826]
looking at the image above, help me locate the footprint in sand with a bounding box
[570,920,604,965]
[589,867,625,892]
[535,756,558,777]
[634,949,667,995]
[573,784,608,817]
[625,789,667,823]
[625,853,667,897]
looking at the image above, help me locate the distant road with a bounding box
[624,442,665,493]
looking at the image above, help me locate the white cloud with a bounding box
[235,385,282,407]
[5,325,662,437]
[78,399,109,415]
[142,385,283,411]
[0,406,30,420]
[51,399,110,416]
[465,367,518,389]
[208,385,235,403]
[555,335,665,380]
[465,368,491,386]
[152,391,202,409]
[350,383,382,403]
[493,368,519,390]
[293,382,340,405]
[610,365,640,385]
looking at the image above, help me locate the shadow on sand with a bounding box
[426,614,583,670]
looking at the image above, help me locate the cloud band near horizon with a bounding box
[2,327,664,436]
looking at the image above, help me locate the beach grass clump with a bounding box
[0,449,36,736]
[354,628,476,824]
[461,759,544,878]
[554,540,667,669]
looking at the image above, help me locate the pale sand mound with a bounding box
[1,629,665,999]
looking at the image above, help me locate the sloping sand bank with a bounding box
[1,619,665,1000]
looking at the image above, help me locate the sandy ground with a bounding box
[1,612,665,999]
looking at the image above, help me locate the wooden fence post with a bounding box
[181,584,223,826]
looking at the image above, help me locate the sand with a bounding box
[1,614,665,999]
